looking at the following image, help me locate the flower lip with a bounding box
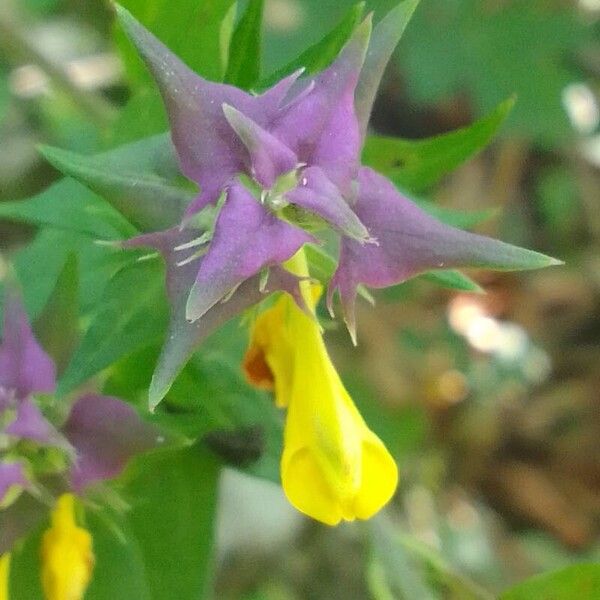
[244,251,398,525]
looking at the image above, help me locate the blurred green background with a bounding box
[1,0,600,598]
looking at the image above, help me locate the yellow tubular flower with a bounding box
[244,249,398,525]
[40,494,94,600]
[0,553,10,600]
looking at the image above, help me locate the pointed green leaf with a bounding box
[224,0,263,89]
[0,178,134,239]
[362,97,515,194]
[9,522,46,599]
[3,228,130,323]
[124,444,220,599]
[219,2,238,78]
[85,511,151,600]
[40,135,194,232]
[356,0,420,138]
[500,564,600,600]
[104,345,283,484]
[112,1,235,141]
[34,254,80,375]
[396,0,589,144]
[259,2,365,89]
[115,0,235,86]
[421,270,483,293]
[58,258,168,396]
[105,88,168,146]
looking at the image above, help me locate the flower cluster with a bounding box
[0,291,161,596]
[116,4,556,402]
[113,4,557,524]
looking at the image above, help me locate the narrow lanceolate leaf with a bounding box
[5,230,77,321]
[40,137,192,232]
[115,0,233,85]
[224,0,264,89]
[356,0,421,139]
[219,2,238,78]
[420,270,483,293]
[33,254,79,375]
[258,2,365,89]
[0,179,133,240]
[362,97,516,194]
[57,259,168,396]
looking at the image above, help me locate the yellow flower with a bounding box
[244,250,398,525]
[0,553,10,600]
[40,494,94,600]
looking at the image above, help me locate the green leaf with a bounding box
[161,347,283,483]
[8,229,76,320]
[124,444,220,599]
[397,0,591,145]
[362,98,515,193]
[104,335,283,484]
[85,511,151,600]
[259,2,364,89]
[8,522,46,600]
[421,270,483,293]
[225,0,264,89]
[58,258,167,396]
[33,254,80,375]
[115,0,235,86]
[105,88,169,147]
[4,226,126,322]
[356,0,420,137]
[499,564,600,600]
[40,136,193,232]
[113,0,234,140]
[219,2,238,78]
[0,178,134,239]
